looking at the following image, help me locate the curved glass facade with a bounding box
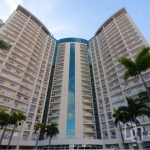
[58,38,88,44]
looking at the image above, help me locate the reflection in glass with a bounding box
[66,43,75,138]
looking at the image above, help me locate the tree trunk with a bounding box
[35,132,40,150]
[119,122,125,149]
[48,137,52,150]
[0,125,7,146]
[133,115,145,150]
[138,72,150,101]
[130,121,141,149]
[6,124,16,150]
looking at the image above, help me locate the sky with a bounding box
[0,0,150,43]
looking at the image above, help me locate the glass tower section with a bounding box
[66,43,75,138]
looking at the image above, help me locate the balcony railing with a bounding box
[82,99,93,103]
[83,128,95,132]
[83,120,95,123]
[48,113,59,116]
[50,106,60,109]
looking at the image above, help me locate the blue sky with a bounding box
[0,0,150,43]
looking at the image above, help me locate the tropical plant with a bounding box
[0,109,10,146]
[0,39,11,50]
[45,122,59,149]
[138,86,150,102]
[0,19,4,27]
[34,122,45,150]
[118,47,150,100]
[6,110,26,150]
[113,108,128,149]
[119,97,150,149]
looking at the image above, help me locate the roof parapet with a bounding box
[95,8,126,35]
[16,5,51,35]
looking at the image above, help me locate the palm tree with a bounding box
[0,40,11,50]
[113,108,128,149]
[118,47,150,100]
[0,109,10,146]
[6,110,26,150]
[119,97,150,149]
[45,122,59,149]
[34,122,45,150]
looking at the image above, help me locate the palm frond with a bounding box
[118,57,136,69]
[135,47,150,64]
[136,53,150,72]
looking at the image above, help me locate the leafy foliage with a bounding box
[118,47,150,80]
[0,39,11,50]
[45,122,59,139]
[10,110,26,126]
[117,97,150,124]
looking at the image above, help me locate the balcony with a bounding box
[83,105,93,109]
[83,128,96,132]
[82,82,91,86]
[52,87,62,91]
[82,99,93,103]
[111,135,117,139]
[83,120,95,124]
[108,116,113,120]
[47,120,59,124]
[82,93,92,97]
[49,105,60,109]
[50,99,61,103]
[82,78,91,81]
[101,118,105,122]
[48,112,59,116]
[102,126,107,130]
[106,108,111,112]
[83,112,94,116]
[103,136,108,139]
[100,110,104,114]
[109,125,115,129]
[51,93,61,97]
[53,82,62,86]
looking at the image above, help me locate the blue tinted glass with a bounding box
[66,43,75,138]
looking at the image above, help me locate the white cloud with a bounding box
[5,0,22,12]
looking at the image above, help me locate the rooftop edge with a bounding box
[16,5,51,35]
[95,8,126,35]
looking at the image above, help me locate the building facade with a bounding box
[0,5,150,150]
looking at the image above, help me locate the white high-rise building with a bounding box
[0,5,150,150]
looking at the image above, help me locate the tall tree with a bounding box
[0,109,10,146]
[119,97,150,149]
[0,40,11,50]
[118,47,150,100]
[45,123,59,149]
[34,122,45,150]
[113,108,128,149]
[6,110,26,150]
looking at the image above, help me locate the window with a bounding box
[3,99,9,103]
[16,71,20,74]
[136,87,143,93]
[24,97,28,101]
[2,73,8,77]
[13,77,18,81]
[9,61,14,64]
[144,75,150,81]
[0,80,5,84]
[10,83,15,87]
[134,80,139,84]
[124,83,129,88]
[126,90,131,95]
[17,65,23,68]
[6,67,11,70]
